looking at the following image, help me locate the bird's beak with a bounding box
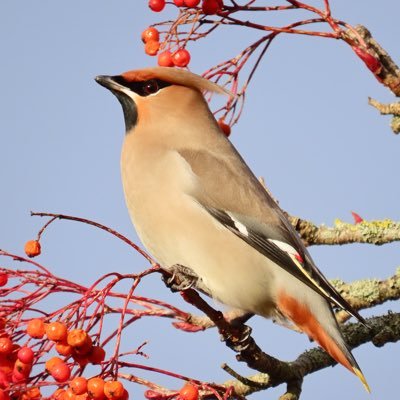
[95,75,138,132]
[95,75,123,92]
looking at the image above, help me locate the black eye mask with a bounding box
[112,77,171,97]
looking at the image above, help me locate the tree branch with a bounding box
[288,215,400,246]
[332,269,400,323]
[343,25,400,96]
[368,97,400,134]
[219,312,400,399]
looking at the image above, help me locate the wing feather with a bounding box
[178,148,366,324]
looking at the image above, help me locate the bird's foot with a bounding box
[163,264,202,292]
[221,324,253,352]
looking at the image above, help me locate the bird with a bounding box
[95,67,369,391]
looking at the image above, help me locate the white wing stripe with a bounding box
[227,212,249,236]
[268,239,299,258]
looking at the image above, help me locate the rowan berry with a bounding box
[17,347,34,364]
[172,49,191,67]
[0,274,8,287]
[218,118,231,136]
[202,0,221,14]
[26,319,45,339]
[87,377,106,399]
[145,40,160,56]
[149,0,165,12]
[50,362,71,382]
[158,51,174,67]
[141,27,160,43]
[184,0,200,7]
[24,240,41,258]
[70,376,88,395]
[46,321,68,342]
[104,380,124,399]
[88,346,105,365]
[0,339,12,355]
[178,383,199,400]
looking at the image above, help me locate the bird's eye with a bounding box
[142,79,159,96]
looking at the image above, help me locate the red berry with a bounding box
[141,27,160,43]
[46,322,68,342]
[11,368,27,384]
[17,347,34,364]
[0,274,8,287]
[202,0,221,14]
[158,51,174,67]
[0,371,10,389]
[179,383,199,400]
[45,356,63,373]
[55,341,73,357]
[70,376,88,395]
[50,362,71,382]
[0,389,10,400]
[217,118,231,137]
[13,359,32,377]
[172,49,191,67]
[184,0,200,7]
[148,0,165,12]
[24,240,41,258]
[104,381,124,399]
[174,0,185,5]
[62,389,75,400]
[67,329,89,348]
[144,40,160,56]
[88,345,105,365]
[87,377,105,399]
[52,389,66,400]
[25,388,41,399]
[0,339,12,355]
[26,319,45,339]
[72,351,89,367]
[46,321,68,342]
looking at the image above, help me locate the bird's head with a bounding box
[95,67,230,134]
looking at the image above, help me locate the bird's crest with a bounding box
[120,67,231,97]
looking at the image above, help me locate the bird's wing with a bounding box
[178,147,365,324]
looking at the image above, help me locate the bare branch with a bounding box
[368,98,400,134]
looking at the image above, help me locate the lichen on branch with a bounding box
[288,215,400,246]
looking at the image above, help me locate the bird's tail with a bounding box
[277,291,370,392]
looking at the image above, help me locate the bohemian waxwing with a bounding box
[95,67,369,391]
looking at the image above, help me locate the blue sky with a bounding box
[1,1,399,399]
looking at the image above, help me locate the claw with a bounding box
[222,325,253,352]
[163,264,201,292]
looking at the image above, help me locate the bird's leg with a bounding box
[228,310,254,326]
[163,265,253,350]
[222,311,254,351]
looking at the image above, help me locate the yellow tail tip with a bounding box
[353,367,371,393]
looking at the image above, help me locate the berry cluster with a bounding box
[144,0,224,68]
[0,313,129,400]
[141,27,191,68]
[149,0,222,14]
